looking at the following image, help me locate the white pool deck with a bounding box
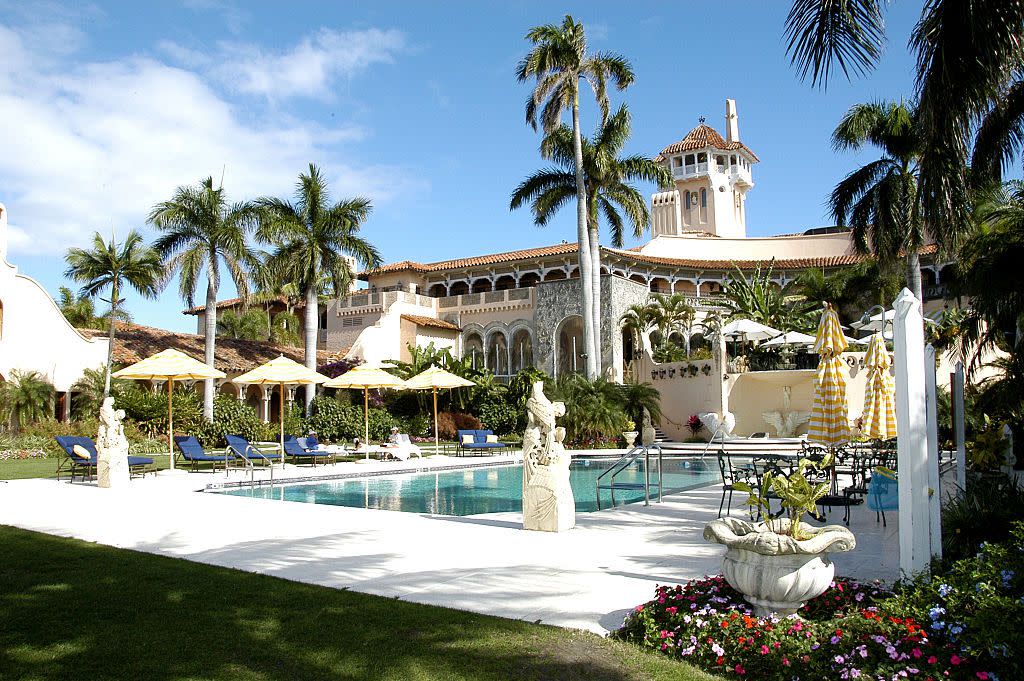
[0,453,899,635]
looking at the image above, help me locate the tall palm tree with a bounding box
[784,1,1024,251]
[216,309,269,341]
[149,177,258,420]
[64,231,164,396]
[0,370,55,432]
[649,293,696,356]
[619,302,656,362]
[256,163,381,413]
[516,15,634,379]
[57,286,104,329]
[829,100,925,301]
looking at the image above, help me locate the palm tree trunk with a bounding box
[571,95,597,379]
[203,271,217,421]
[103,281,118,398]
[589,225,602,377]
[906,250,923,303]
[303,284,318,415]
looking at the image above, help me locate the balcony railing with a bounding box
[335,290,435,311]
[438,287,535,309]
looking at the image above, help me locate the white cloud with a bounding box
[0,22,424,257]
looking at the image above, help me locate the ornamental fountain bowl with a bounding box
[703,517,856,617]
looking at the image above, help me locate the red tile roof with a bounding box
[400,314,460,332]
[655,123,760,162]
[362,242,580,277]
[78,324,339,372]
[183,296,299,316]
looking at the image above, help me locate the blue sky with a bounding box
[1,1,925,333]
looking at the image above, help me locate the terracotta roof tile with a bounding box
[655,123,760,162]
[400,314,460,332]
[362,242,579,278]
[183,295,299,315]
[78,324,339,372]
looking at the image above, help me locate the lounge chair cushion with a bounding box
[461,434,474,445]
[485,434,499,443]
[72,444,91,460]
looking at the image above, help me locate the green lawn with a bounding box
[0,527,711,680]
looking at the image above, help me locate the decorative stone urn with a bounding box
[703,517,856,617]
[622,431,638,448]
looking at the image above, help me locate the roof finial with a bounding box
[699,116,706,124]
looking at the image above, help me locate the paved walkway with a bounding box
[0,455,899,634]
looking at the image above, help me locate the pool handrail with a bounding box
[595,444,663,511]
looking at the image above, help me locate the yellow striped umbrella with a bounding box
[861,333,897,440]
[232,356,330,466]
[112,348,226,470]
[324,366,407,457]
[404,366,476,450]
[807,304,851,446]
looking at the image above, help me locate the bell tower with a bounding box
[650,99,758,239]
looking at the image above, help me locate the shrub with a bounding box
[941,475,1024,563]
[398,413,432,439]
[452,412,482,432]
[113,384,203,439]
[306,396,362,442]
[477,400,521,437]
[196,395,271,448]
[435,412,456,440]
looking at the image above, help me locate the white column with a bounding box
[261,386,271,423]
[924,343,942,562]
[893,288,931,578]
[952,362,967,493]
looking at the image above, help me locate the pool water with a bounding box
[218,457,719,516]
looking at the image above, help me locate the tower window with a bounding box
[730,155,737,166]
[685,154,695,166]
[700,189,707,207]
[697,152,707,163]
[674,156,682,167]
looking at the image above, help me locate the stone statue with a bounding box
[641,408,656,446]
[96,397,130,488]
[699,411,736,441]
[762,386,810,437]
[522,382,575,532]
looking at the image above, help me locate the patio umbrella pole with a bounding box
[364,387,370,460]
[279,382,285,469]
[167,378,175,471]
[433,387,439,452]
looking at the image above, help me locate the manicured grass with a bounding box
[0,526,712,681]
[0,455,174,481]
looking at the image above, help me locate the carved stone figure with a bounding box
[640,408,656,446]
[699,411,736,440]
[522,382,575,532]
[762,386,810,437]
[96,397,130,488]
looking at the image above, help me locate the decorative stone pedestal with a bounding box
[522,382,575,532]
[96,397,130,488]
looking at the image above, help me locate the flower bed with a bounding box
[617,573,999,679]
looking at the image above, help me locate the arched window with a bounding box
[510,328,533,373]
[700,188,707,207]
[449,281,470,296]
[428,283,448,297]
[486,331,509,376]
[463,332,484,370]
[556,315,585,377]
[684,191,691,210]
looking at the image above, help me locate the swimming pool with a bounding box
[218,457,719,516]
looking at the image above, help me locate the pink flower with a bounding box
[912,648,922,659]
[951,655,962,665]
[977,673,990,680]
[760,645,769,655]
[927,656,937,664]
[735,664,746,675]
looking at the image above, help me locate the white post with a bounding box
[924,344,942,561]
[893,288,931,578]
[952,362,967,493]
[1003,424,1016,472]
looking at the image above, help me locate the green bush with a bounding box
[477,399,522,437]
[305,396,396,442]
[112,384,203,438]
[398,413,432,439]
[3,417,161,457]
[941,475,1024,563]
[196,395,272,448]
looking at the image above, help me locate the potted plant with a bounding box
[703,451,856,617]
[622,419,638,448]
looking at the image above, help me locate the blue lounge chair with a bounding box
[283,435,334,467]
[54,436,155,481]
[225,434,280,466]
[455,429,507,456]
[174,436,235,472]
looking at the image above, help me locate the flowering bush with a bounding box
[687,414,703,436]
[618,575,994,679]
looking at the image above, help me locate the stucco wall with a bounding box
[640,230,856,261]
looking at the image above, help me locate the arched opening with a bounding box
[629,273,646,285]
[428,283,448,297]
[471,278,492,293]
[218,381,239,398]
[650,277,671,293]
[486,330,509,377]
[245,384,263,417]
[622,328,635,362]
[518,272,541,288]
[494,275,516,291]
[510,328,533,373]
[556,315,585,377]
[269,389,281,425]
[463,332,484,370]
[543,270,566,282]
[449,281,470,296]
[673,280,697,295]
[921,269,937,287]
[568,268,580,279]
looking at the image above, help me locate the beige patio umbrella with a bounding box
[404,365,476,450]
[111,348,226,470]
[807,303,851,446]
[232,355,329,467]
[861,333,897,440]
[324,365,407,459]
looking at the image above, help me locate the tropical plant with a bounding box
[619,302,655,362]
[618,381,661,431]
[57,286,116,330]
[149,176,258,420]
[794,260,902,325]
[784,0,1024,252]
[64,230,164,397]
[269,310,302,347]
[516,15,634,379]
[0,370,55,432]
[829,100,926,300]
[649,293,696,355]
[720,264,816,332]
[70,367,126,419]
[255,163,381,414]
[547,374,628,444]
[735,451,835,539]
[216,309,269,341]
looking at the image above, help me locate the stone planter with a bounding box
[703,517,856,617]
[622,431,638,448]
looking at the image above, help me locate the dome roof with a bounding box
[655,123,759,162]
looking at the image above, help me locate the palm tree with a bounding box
[0,370,55,432]
[619,302,656,362]
[829,100,925,301]
[721,264,816,332]
[516,15,634,379]
[149,176,258,420]
[255,164,381,413]
[58,287,102,329]
[70,366,126,419]
[649,293,696,356]
[795,261,902,324]
[65,231,164,396]
[785,1,1024,250]
[216,309,270,341]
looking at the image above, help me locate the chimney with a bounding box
[725,99,739,143]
